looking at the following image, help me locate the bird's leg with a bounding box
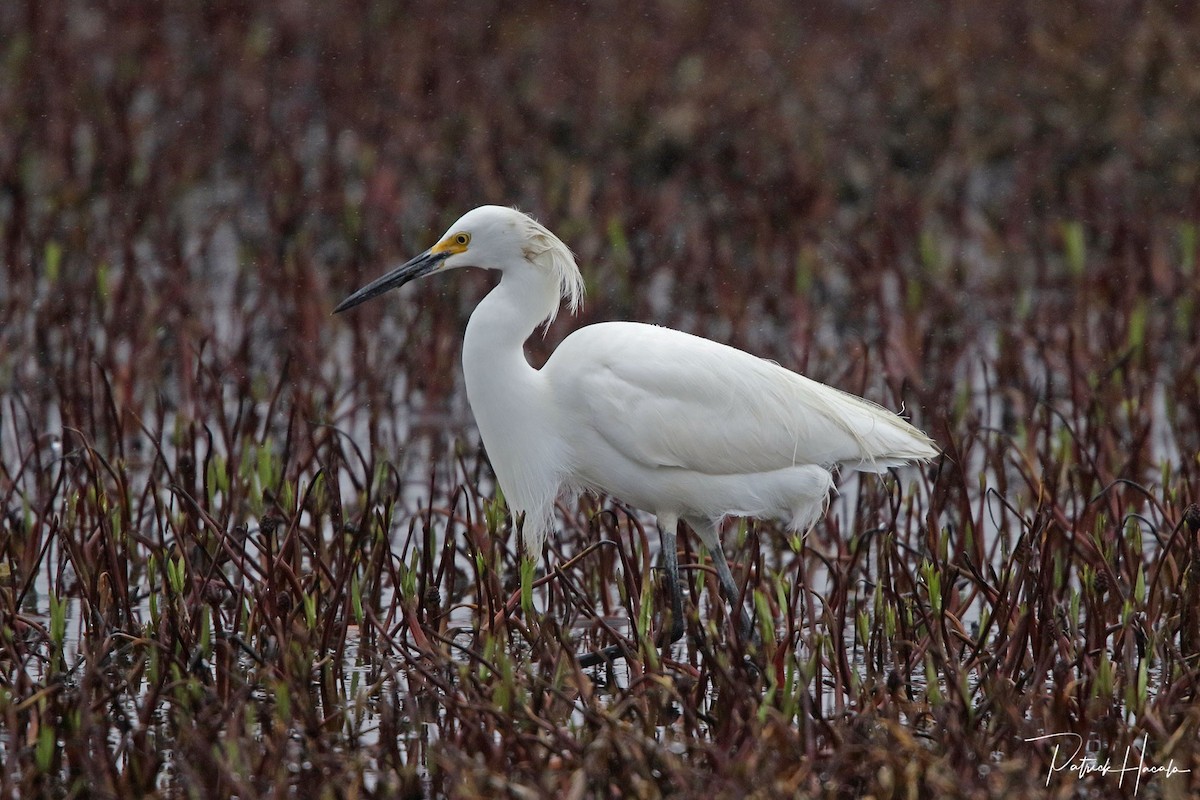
[658,524,685,649]
[575,524,685,668]
[707,544,756,643]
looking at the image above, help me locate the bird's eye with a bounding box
[454,233,470,246]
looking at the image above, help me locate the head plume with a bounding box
[515,210,585,327]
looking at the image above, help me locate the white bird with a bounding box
[335,205,937,660]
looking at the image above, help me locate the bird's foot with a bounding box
[576,642,628,669]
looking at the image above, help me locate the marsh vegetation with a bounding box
[2,2,1200,797]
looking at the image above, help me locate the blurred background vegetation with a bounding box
[4,0,1198,420]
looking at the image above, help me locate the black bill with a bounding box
[333,248,449,313]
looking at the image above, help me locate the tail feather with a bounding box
[798,378,938,473]
[841,417,938,473]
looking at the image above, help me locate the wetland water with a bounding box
[3,302,1187,788]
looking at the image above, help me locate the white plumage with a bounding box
[336,205,937,655]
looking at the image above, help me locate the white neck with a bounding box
[461,266,565,555]
[463,266,560,358]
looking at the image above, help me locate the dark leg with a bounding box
[707,542,755,642]
[658,523,685,648]
[686,517,757,643]
[576,517,685,668]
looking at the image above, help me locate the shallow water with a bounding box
[2,301,1189,790]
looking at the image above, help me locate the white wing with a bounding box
[549,322,936,476]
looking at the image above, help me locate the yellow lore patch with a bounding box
[431,231,471,256]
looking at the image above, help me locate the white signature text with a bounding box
[1025,732,1190,795]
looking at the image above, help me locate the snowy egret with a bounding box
[335,205,937,660]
